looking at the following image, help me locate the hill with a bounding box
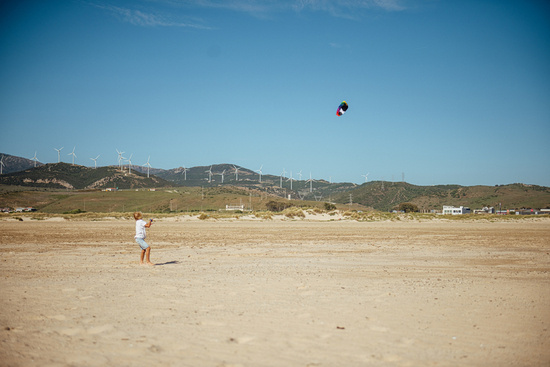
[0,185,347,214]
[1,155,549,212]
[133,163,358,201]
[331,181,550,211]
[0,163,172,190]
[0,153,43,174]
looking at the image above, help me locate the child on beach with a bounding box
[134,212,154,266]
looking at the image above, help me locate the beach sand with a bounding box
[1,217,549,366]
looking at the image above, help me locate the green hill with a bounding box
[0,185,339,214]
[0,163,172,190]
[332,181,550,211]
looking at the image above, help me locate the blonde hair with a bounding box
[133,212,143,220]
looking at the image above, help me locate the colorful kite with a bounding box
[336,101,348,116]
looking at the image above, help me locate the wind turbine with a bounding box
[297,170,303,181]
[206,166,213,183]
[287,171,295,190]
[256,165,263,183]
[306,172,314,192]
[219,169,226,183]
[90,155,100,169]
[31,152,39,167]
[181,167,188,180]
[116,149,125,170]
[280,168,286,188]
[54,147,63,163]
[68,147,77,165]
[144,156,152,178]
[232,165,239,181]
[127,154,133,174]
[119,153,126,171]
[0,155,5,175]
[361,172,370,183]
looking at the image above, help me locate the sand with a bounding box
[1,216,549,367]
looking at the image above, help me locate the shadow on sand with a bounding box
[154,261,181,266]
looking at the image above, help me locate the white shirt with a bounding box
[135,219,147,239]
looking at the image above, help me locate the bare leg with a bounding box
[145,247,154,265]
[140,249,146,265]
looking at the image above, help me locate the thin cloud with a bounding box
[91,3,213,29]
[293,0,407,17]
[92,0,407,28]
[170,0,406,17]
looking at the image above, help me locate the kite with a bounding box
[336,101,348,116]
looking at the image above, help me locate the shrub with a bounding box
[397,203,419,213]
[324,202,336,211]
[198,213,208,220]
[63,209,86,214]
[266,200,293,212]
[282,207,305,219]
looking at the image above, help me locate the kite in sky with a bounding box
[336,101,348,116]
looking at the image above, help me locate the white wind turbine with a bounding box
[232,165,239,181]
[287,171,295,190]
[0,155,5,175]
[127,154,133,174]
[256,165,263,183]
[119,153,127,171]
[361,172,370,183]
[206,166,213,183]
[280,168,286,188]
[306,172,314,192]
[90,155,100,169]
[297,170,303,181]
[68,147,77,165]
[181,167,188,180]
[116,149,125,170]
[31,152,39,167]
[144,156,152,178]
[54,147,63,163]
[219,169,226,183]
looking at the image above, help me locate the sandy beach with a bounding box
[1,216,549,366]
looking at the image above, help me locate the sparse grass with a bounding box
[1,209,548,222]
[282,207,305,219]
[253,211,273,220]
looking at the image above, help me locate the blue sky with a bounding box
[1,0,549,186]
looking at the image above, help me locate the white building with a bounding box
[442,205,471,215]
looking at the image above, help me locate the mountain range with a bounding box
[1,153,549,211]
